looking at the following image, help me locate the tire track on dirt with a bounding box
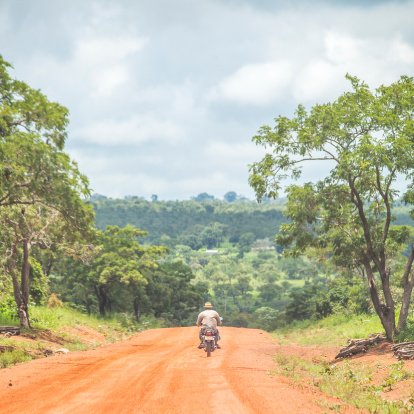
[0,327,358,413]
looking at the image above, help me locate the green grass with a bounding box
[274,313,384,346]
[0,313,18,327]
[273,354,414,413]
[282,279,305,288]
[0,304,167,372]
[28,305,163,335]
[0,350,33,368]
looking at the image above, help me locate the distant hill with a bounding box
[89,198,414,248]
[90,198,286,245]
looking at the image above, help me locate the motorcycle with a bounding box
[199,326,217,357]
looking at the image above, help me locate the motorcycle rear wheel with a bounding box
[206,341,212,357]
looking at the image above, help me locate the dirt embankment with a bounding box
[0,326,361,414]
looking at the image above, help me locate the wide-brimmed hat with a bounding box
[204,302,213,308]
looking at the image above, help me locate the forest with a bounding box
[81,195,414,333]
[2,54,414,345]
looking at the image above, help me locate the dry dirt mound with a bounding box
[0,327,361,413]
[276,338,414,404]
[1,325,108,359]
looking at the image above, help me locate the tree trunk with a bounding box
[11,273,31,329]
[44,258,54,277]
[397,250,414,333]
[133,298,141,323]
[95,285,107,317]
[20,239,32,328]
[365,263,395,341]
[397,280,414,332]
[9,239,32,329]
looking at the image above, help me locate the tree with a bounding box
[191,193,215,202]
[0,56,93,327]
[200,222,228,249]
[249,75,414,340]
[144,261,203,324]
[237,232,256,255]
[224,191,237,203]
[87,225,167,316]
[258,283,282,304]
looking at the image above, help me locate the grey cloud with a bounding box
[1,0,414,200]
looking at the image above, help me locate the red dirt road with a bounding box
[0,327,342,413]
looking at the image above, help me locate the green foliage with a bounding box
[223,311,251,328]
[200,222,228,249]
[0,350,32,369]
[142,261,204,325]
[249,74,414,340]
[191,193,215,202]
[72,225,167,317]
[283,276,371,324]
[395,317,414,343]
[29,258,48,305]
[48,229,203,326]
[0,55,94,327]
[274,355,413,413]
[223,191,237,203]
[253,306,280,331]
[47,293,63,309]
[91,198,286,247]
[275,313,384,347]
[0,295,18,321]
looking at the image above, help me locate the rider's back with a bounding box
[197,309,220,329]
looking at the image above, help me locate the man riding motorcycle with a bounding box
[197,302,222,349]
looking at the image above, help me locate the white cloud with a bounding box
[209,61,292,105]
[293,59,349,103]
[3,0,414,201]
[325,31,361,65]
[74,35,147,66]
[293,30,414,104]
[74,114,183,146]
[73,35,148,98]
[206,141,267,166]
[389,39,414,64]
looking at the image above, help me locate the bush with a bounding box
[47,293,63,309]
[223,311,250,328]
[0,296,18,321]
[253,307,280,331]
[0,350,32,368]
[29,258,49,305]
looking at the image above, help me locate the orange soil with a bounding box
[276,340,414,404]
[0,327,359,414]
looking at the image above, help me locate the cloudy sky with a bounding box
[1,0,414,200]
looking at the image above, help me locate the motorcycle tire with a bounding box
[206,341,212,357]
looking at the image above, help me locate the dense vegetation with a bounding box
[250,74,414,340]
[0,56,203,331]
[2,54,414,346]
[91,197,286,247]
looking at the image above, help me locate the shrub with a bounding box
[47,293,63,309]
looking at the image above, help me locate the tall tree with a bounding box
[223,191,237,203]
[87,226,167,317]
[249,75,414,340]
[0,55,93,327]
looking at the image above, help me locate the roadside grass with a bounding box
[0,349,33,369]
[274,313,384,346]
[281,279,305,288]
[272,354,414,413]
[28,305,163,336]
[0,305,165,370]
[0,313,17,327]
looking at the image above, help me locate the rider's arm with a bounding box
[215,312,222,325]
[196,314,202,327]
